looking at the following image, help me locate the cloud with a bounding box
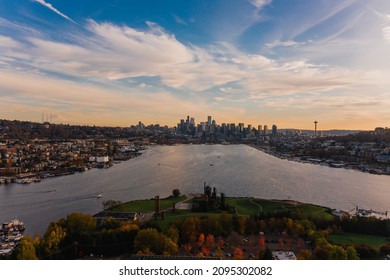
[172,14,187,25]
[266,40,308,48]
[33,0,76,24]
[249,0,272,9]
[383,26,390,43]
[0,35,22,48]
[2,19,390,128]
[0,69,214,126]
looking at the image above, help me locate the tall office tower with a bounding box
[207,116,212,126]
[190,117,195,125]
[314,121,318,137]
[272,124,277,135]
[238,123,244,133]
[222,123,228,136]
[230,123,236,133]
[263,125,268,136]
[258,125,262,137]
[200,122,206,132]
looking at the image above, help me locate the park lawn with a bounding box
[250,199,288,214]
[293,204,335,221]
[113,195,186,213]
[226,197,334,221]
[225,197,292,215]
[328,232,390,249]
[150,210,223,229]
[225,198,262,215]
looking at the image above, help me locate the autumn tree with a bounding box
[66,213,96,235]
[329,246,347,260]
[346,246,359,260]
[135,228,178,255]
[219,212,233,237]
[42,223,67,258]
[15,236,37,260]
[164,225,180,244]
[176,216,201,243]
[197,233,205,247]
[233,248,244,260]
[232,215,246,235]
[205,234,215,247]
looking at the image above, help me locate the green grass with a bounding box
[149,210,222,229]
[111,195,334,228]
[293,204,335,221]
[225,198,333,221]
[328,232,390,249]
[112,195,186,213]
[225,197,286,215]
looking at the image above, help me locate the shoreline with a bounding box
[0,151,143,186]
[248,144,390,176]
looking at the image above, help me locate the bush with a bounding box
[379,244,390,254]
[354,244,377,259]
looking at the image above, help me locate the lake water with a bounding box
[1,144,389,236]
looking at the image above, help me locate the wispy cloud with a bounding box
[172,14,187,25]
[33,0,76,24]
[249,0,272,9]
[383,26,390,43]
[266,40,309,48]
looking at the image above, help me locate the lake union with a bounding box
[1,144,390,236]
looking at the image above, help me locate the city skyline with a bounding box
[1,0,390,129]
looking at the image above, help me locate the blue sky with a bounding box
[1,0,390,129]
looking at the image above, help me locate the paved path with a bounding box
[249,199,263,212]
[139,194,194,222]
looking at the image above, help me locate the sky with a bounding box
[0,0,389,129]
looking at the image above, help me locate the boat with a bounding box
[0,220,25,256]
[97,194,102,198]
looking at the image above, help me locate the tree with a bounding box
[379,244,390,254]
[233,248,244,260]
[201,246,211,256]
[42,223,67,257]
[262,246,273,260]
[197,233,205,247]
[206,234,215,247]
[135,228,161,254]
[176,217,201,243]
[101,216,120,230]
[172,189,180,197]
[355,244,377,259]
[102,200,122,210]
[297,249,314,260]
[15,236,37,260]
[346,246,359,260]
[135,228,178,255]
[328,246,347,260]
[164,225,179,244]
[66,212,96,235]
[232,215,246,235]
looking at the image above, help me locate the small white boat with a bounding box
[97,194,102,198]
